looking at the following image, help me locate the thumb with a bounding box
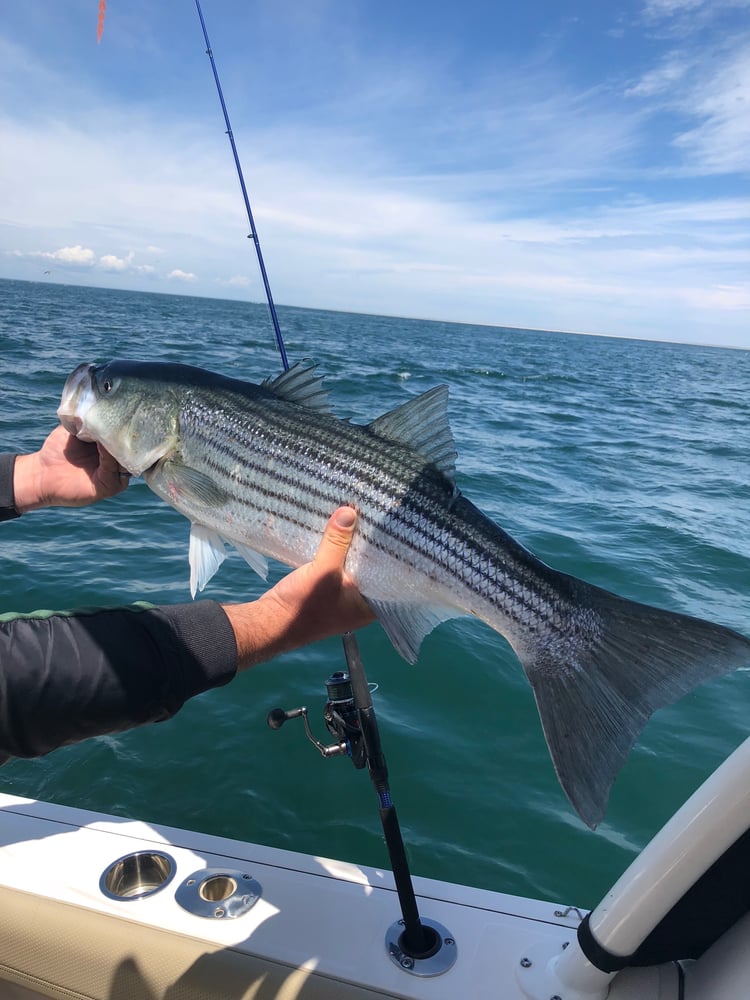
[314,506,357,573]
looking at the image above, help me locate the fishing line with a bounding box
[194,0,290,371]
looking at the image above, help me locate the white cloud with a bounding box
[9,244,161,277]
[642,0,750,23]
[97,252,156,275]
[625,55,688,97]
[642,0,705,17]
[167,269,197,282]
[99,252,134,272]
[217,275,252,287]
[625,34,750,175]
[678,283,750,311]
[672,44,750,172]
[17,244,96,267]
[54,245,95,265]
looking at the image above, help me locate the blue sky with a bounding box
[1,1,748,347]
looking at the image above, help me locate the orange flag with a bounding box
[97,0,106,44]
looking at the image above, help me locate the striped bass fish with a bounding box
[58,359,750,829]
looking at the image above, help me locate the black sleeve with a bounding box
[0,601,238,761]
[0,454,20,522]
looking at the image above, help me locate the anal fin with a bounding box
[368,598,462,664]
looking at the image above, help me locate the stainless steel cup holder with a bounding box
[100,850,176,901]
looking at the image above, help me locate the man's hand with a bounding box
[223,507,375,671]
[13,425,130,513]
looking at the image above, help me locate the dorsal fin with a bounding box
[368,385,457,480]
[262,360,331,413]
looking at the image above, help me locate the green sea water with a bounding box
[1,276,748,910]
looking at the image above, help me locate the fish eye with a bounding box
[96,371,118,395]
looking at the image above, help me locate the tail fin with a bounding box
[519,578,750,829]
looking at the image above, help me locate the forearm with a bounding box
[0,601,237,761]
[1,449,49,515]
[221,593,312,670]
[10,452,43,514]
[1,448,62,515]
[221,567,374,672]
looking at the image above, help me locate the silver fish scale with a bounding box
[173,387,578,639]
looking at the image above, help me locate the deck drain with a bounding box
[175,868,262,918]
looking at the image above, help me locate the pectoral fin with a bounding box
[163,461,229,506]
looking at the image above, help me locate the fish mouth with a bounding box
[57,362,96,440]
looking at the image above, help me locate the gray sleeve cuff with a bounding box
[0,454,20,522]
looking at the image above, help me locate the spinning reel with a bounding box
[267,669,368,769]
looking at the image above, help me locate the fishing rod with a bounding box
[197,2,456,974]
[194,0,289,372]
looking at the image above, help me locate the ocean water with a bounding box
[0,276,748,911]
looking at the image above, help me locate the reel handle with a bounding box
[266,707,305,730]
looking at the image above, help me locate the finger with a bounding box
[314,506,357,573]
[96,443,120,473]
[95,443,130,494]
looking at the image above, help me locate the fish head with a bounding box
[58,360,179,476]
